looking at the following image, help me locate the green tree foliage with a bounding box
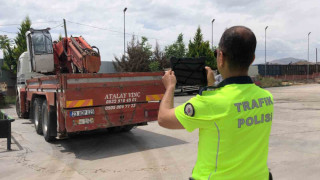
[149,61,160,72]
[0,16,31,74]
[151,42,169,71]
[0,35,10,48]
[140,36,152,58]
[13,16,31,60]
[58,34,63,42]
[113,36,172,72]
[164,33,186,59]
[0,35,15,72]
[113,35,151,72]
[187,26,216,69]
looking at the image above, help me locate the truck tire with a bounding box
[16,96,29,119]
[41,100,56,142]
[16,96,21,118]
[32,98,44,135]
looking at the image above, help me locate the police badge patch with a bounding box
[184,103,195,117]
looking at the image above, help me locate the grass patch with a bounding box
[260,77,283,88]
[5,96,16,104]
[0,95,16,108]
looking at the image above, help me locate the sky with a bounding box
[0,0,320,65]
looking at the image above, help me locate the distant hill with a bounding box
[268,57,309,65]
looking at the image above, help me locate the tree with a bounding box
[149,61,160,72]
[164,33,186,59]
[57,34,63,42]
[113,35,151,72]
[0,16,31,74]
[187,26,216,69]
[13,16,31,61]
[0,35,15,72]
[0,35,10,48]
[140,36,152,59]
[150,42,169,71]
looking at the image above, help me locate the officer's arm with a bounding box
[158,71,184,129]
[158,86,184,129]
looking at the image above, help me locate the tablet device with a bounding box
[170,57,207,86]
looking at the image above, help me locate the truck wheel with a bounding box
[121,125,135,132]
[16,96,29,119]
[32,98,43,135]
[41,100,56,142]
[16,96,22,118]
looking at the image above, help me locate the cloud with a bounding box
[214,0,263,10]
[0,0,319,65]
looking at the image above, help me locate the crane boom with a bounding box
[54,36,101,73]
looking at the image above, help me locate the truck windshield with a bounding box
[32,32,53,55]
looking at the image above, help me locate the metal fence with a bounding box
[263,73,320,81]
[258,64,320,76]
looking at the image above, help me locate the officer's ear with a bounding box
[249,54,255,65]
[218,50,225,68]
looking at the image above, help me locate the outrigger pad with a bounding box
[170,57,207,86]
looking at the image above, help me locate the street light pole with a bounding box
[316,48,318,74]
[123,7,127,59]
[211,19,215,50]
[265,26,268,76]
[308,32,311,79]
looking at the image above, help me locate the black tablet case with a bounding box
[170,57,207,86]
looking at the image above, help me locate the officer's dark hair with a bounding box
[218,26,256,71]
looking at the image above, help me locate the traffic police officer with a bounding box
[158,26,273,180]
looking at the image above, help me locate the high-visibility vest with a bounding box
[175,76,273,180]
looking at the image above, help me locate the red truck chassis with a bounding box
[19,72,165,140]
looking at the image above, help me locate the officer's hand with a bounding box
[162,70,176,90]
[205,66,215,86]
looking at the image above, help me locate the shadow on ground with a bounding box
[52,128,187,160]
[0,104,14,110]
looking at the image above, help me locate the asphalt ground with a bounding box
[0,84,319,180]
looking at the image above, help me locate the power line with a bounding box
[67,20,123,34]
[0,23,63,35]
[0,29,16,34]
[50,23,63,30]
[1,19,170,44]
[0,20,60,27]
[66,20,168,43]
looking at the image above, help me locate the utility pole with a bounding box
[307,32,311,79]
[265,26,268,76]
[316,48,318,74]
[123,7,127,58]
[63,19,68,38]
[211,19,215,50]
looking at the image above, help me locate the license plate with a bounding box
[70,109,95,117]
[73,118,94,125]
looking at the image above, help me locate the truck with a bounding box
[16,28,165,142]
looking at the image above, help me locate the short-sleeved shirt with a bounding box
[175,76,273,180]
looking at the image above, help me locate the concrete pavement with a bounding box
[0,84,319,180]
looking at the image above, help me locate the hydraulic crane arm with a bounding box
[67,36,101,73]
[53,36,101,73]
